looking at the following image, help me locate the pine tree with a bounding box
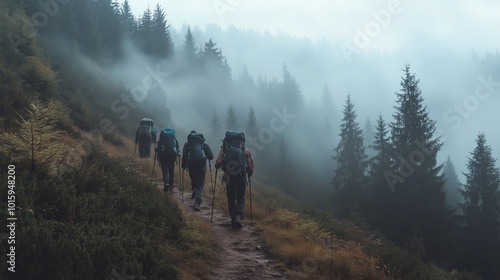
[137,7,154,55]
[281,63,303,112]
[121,0,137,38]
[246,106,258,137]
[210,109,221,137]
[442,156,462,212]
[389,64,451,258]
[202,38,223,65]
[152,4,174,58]
[364,117,376,160]
[462,133,500,238]
[202,38,231,78]
[331,94,366,218]
[94,0,123,62]
[460,133,500,277]
[226,105,238,131]
[0,94,69,175]
[364,114,394,231]
[182,26,198,68]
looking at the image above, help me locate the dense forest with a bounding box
[1,0,499,279]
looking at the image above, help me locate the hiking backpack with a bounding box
[137,118,154,142]
[186,133,207,168]
[157,128,177,157]
[222,131,247,176]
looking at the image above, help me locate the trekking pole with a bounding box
[151,151,156,183]
[248,175,253,224]
[178,155,181,194]
[211,168,218,222]
[181,168,184,204]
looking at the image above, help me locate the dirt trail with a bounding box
[154,181,287,280]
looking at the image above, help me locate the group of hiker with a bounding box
[134,118,254,229]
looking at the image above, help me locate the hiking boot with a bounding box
[233,215,242,229]
[193,200,201,211]
[163,184,170,192]
[169,185,174,192]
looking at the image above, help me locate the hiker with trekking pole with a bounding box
[155,128,180,192]
[181,130,214,211]
[215,131,254,229]
[135,118,157,158]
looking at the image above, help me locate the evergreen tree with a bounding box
[331,94,366,218]
[152,4,174,58]
[94,0,123,62]
[281,63,303,112]
[203,38,222,62]
[137,7,154,55]
[202,38,231,78]
[364,114,394,231]
[210,109,221,137]
[442,156,462,212]
[364,117,376,160]
[461,133,500,238]
[460,133,500,278]
[389,64,451,259]
[226,105,238,131]
[121,0,137,38]
[246,106,258,137]
[73,0,102,60]
[182,26,199,69]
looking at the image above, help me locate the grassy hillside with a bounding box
[211,181,482,280]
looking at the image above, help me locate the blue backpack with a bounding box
[186,133,206,168]
[157,128,177,157]
[222,131,247,176]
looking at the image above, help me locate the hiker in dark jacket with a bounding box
[215,133,254,229]
[182,130,214,211]
[155,128,180,192]
[135,125,157,158]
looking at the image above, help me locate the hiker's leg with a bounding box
[190,168,204,203]
[145,142,151,157]
[159,157,169,186]
[138,141,145,157]
[235,175,246,219]
[225,173,237,220]
[167,159,175,187]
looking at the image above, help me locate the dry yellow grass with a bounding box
[209,177,391,280]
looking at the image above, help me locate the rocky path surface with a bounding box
[155,181,287,280]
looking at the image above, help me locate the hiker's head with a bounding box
[190,130,197,133]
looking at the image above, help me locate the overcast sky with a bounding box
[125,0,500,53]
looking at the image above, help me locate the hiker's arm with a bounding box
[246,149,254,177]
[214,148,224,169]
[204,144,214,161]
[176,139,180,156]
[135,128,139,143]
